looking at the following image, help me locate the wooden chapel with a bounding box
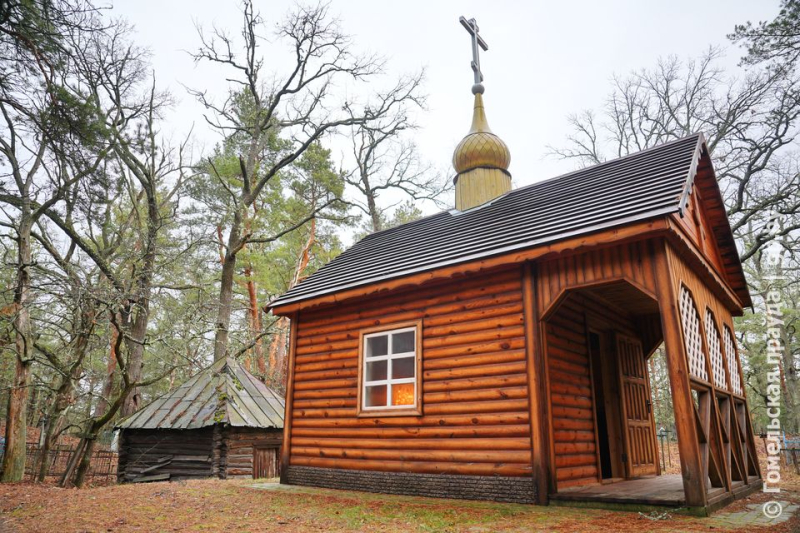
[267,17,762,515]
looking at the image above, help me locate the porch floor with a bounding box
[550,474,726,507]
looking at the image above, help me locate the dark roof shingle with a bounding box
[269,134,715,309]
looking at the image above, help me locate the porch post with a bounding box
[279,312,298,484]
[652,242,708,508]
[522,262,551,504]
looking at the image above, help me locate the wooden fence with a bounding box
[16,443,118,484]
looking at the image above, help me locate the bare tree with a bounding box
[548,49,800,263]
[343,71,447,233]
[190,1,423,361]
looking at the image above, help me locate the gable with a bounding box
[673,145,751,308]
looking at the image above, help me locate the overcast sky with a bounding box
[113,0,779,217]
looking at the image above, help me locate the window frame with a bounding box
[356,320,423,417]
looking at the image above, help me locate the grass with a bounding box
[0,477,797,532]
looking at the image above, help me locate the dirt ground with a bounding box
[0,474,798,533]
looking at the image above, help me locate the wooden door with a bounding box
[253,447,278,479]
[617,335,659,478]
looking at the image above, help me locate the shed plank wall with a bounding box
[118,428,214,482]
[224,427,283,479]
[289,266,533,476]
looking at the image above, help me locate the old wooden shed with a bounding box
[116,357,284,483]
[267,83,763,515]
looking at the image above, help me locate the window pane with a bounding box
[365,385,387,407]
[392,383,415,406]
[392,331,415,354]
[366,360,387,382]
[366,335,388,357]
[392,357,415,379]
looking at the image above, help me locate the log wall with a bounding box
[118,428,214,482]
[288,266,533,477]
[223,427,282,479]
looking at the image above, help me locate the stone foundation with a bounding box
[283,465,536,504]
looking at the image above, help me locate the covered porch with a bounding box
[526,239,762,515]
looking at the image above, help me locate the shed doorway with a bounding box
[253,447,279,479]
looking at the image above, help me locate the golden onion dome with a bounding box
[452,93,511,174]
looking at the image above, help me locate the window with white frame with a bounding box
[361,325,419,412]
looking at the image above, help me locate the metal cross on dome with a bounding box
[459,16,489,93]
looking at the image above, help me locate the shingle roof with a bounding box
[116,358,284,430]
[269,133,745,310]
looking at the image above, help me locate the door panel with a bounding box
[253,447,279,479]
[617,335,659,477]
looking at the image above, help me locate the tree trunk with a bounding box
[362,174,381,232]
[95,326,117,421]
[213,211,243,361]
[2,212,33,483]
[245,266,264,374]
[2,357,31,482]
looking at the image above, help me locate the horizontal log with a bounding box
[548,357,590,377]
[294,349,356,366]
[547,345,589,367]
[294,367,357,383]
[424,361,527,382]
[558,477,600,489]
[292,413,529,429]
[294,406,357,419]
[293,386,356,400]
[294,377,356,391]
[423,313,523,338]
[291,437,531,451]
[131,473,170,483]
[555,454,597,468]
[172,455,211,462]
[550,406,594,420]
[296,338,358,356]
[552,418,595,431]
[548,369,591,387]
[295,357,358,374]
[293,397,358,409]
[289,456,532,477]
[422,374,528,393]
[291,424,531,440]
[423,399,529,416]
[553,430,596,443]
[423,386,528,405]
[422,326,525,349]
[423,302,525,328]
[550,393,592,409]
[554,442,596,455]
[550,380,592,398]
[423,349,525,371]
[424,338,526,360]
[292,446,531,464]
[556,465,597,481]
